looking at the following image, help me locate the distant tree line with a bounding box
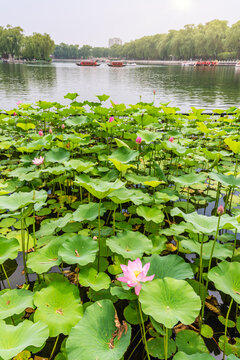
[0,25,55,61]
[54,19,240,61]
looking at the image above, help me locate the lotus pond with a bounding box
[0,94,240,360]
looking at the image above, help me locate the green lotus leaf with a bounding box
[109,158,135,173]
[0,320,49,360]
[45,147,70,163]
[0,288,34,319]
[139,278,201,328]
[136,205,164,223]
[136,130,162,144]
[0,259,17,282]
[41,165,69,175]
[181,239,232,260]
[34,279,83,336]
[16,123,35,131]
[173,352,214,360]
[108,188,150,205]
[0,236,19,264]
[72,202,106,222]
[96,94,110,102]
[27,237,63,274]
[12,350,32,360]
[6,230,34,252]
[148,337,176,359]
[200,324,214,338]
[110,286,137,300]
[171,208,233,234]
[66,300,131,360]
[58,235,98,266]
[125,173,160,186]
[208,262,240,303]
[36,213,72,237]
[109,147,139,164]
[17,138,47,153]
[162,141,189,156]
[224,138,240,154]
[115,138,130,148]
[123,301,147,325]
[64,92,79,100]
[209,172,240,188]
[227,355,240,360]
[64,159,95,172]
[175,330,208,354]
[219,335,240,357]
[171,173,206,186]
[0,190,47,212]
[143,254,194,280]
[154,190,179,203]
[106,230,152,259]
[78,267,110,291]
[74,174,124,199]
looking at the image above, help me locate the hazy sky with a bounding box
[1,0,239,47]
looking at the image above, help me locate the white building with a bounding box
[108,38,122,47]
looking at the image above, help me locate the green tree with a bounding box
[225,21,240,58]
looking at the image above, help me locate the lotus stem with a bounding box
[223,297,233,360]
[127,329,142,360]
[97,199,101,272]
[1,264,11,289]
[49,334,59,360]
[21,218,29,284]
[164,326,168,360]
[232,228,237,260]
[138,301,151,360]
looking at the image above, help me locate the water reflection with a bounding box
[0,62,240,110]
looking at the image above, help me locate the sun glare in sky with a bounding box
[171,0,192,11]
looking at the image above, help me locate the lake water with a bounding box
[1,61,240,111]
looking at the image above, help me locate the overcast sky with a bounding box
[1,0,239,47]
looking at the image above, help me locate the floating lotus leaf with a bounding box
[106,230,152,259]
[171,173,206,186]
[175,330,208,354]
[143,254,194,280]
[171,208,233,234]
[147,337,176,359]
[0,236,19,264]
[45,147,70,163]
[64,159,95,172]
[181,239,232,260]
[173,352,214,360]
[139,278,201,328]
[209,172,240,188]
[34,279,83,336]
[27,237,63,274]
[219,335,240,357]
[72,202,106,222]
[78,267,110,291]
[0,190,47,212]
[136,205,164,223]
[74,174,124,199]
[208,262,240,303]
[0,288,34,319]
[136,130,162,144]
[66,300,131,360]
[58,234,98,266]
[0,320,49,360]
[108,188,149,205]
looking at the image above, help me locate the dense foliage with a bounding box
[0,25,54,61]
[0,95,240,359]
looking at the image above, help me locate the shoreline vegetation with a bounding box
[0,96,240,359]
[1,19,240,63]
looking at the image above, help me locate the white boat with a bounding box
[236,61,240,67]
[126,62,137,66]
[182,61,196,66]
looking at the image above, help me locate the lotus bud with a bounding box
[38,130,43,136]
[13,112,17,116]
[153,90,156,95]
[109,116,114,123]
[136,136,142,144]
[93,236,97,240]
[217,205,224,215]
[169,137,174,142]
[49,128,53,134]
[16,101,22,106]
[61,124,65,129]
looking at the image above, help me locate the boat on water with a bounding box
[126,62,137,66]
[182,61,195,66]
[195,61,218,66]
[76,60,100,66]
[107,61,126,67]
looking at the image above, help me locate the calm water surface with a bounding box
[1,62,240,110]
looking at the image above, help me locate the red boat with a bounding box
[195,61,218,66]
[76,60,100,66]
[107,61,126,67]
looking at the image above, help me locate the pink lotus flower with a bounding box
[153,90,156,95]
[32,156,44,166]
[13,112,17,116]
[16,101,22,106]
[169,137,174,142]
[38,130,43,136]
[49,128,53,134]
[136,136,142,144]
[61,124,65,129]
[117,258,155,295]
[109,116,114,123]
[217,205,224,215]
